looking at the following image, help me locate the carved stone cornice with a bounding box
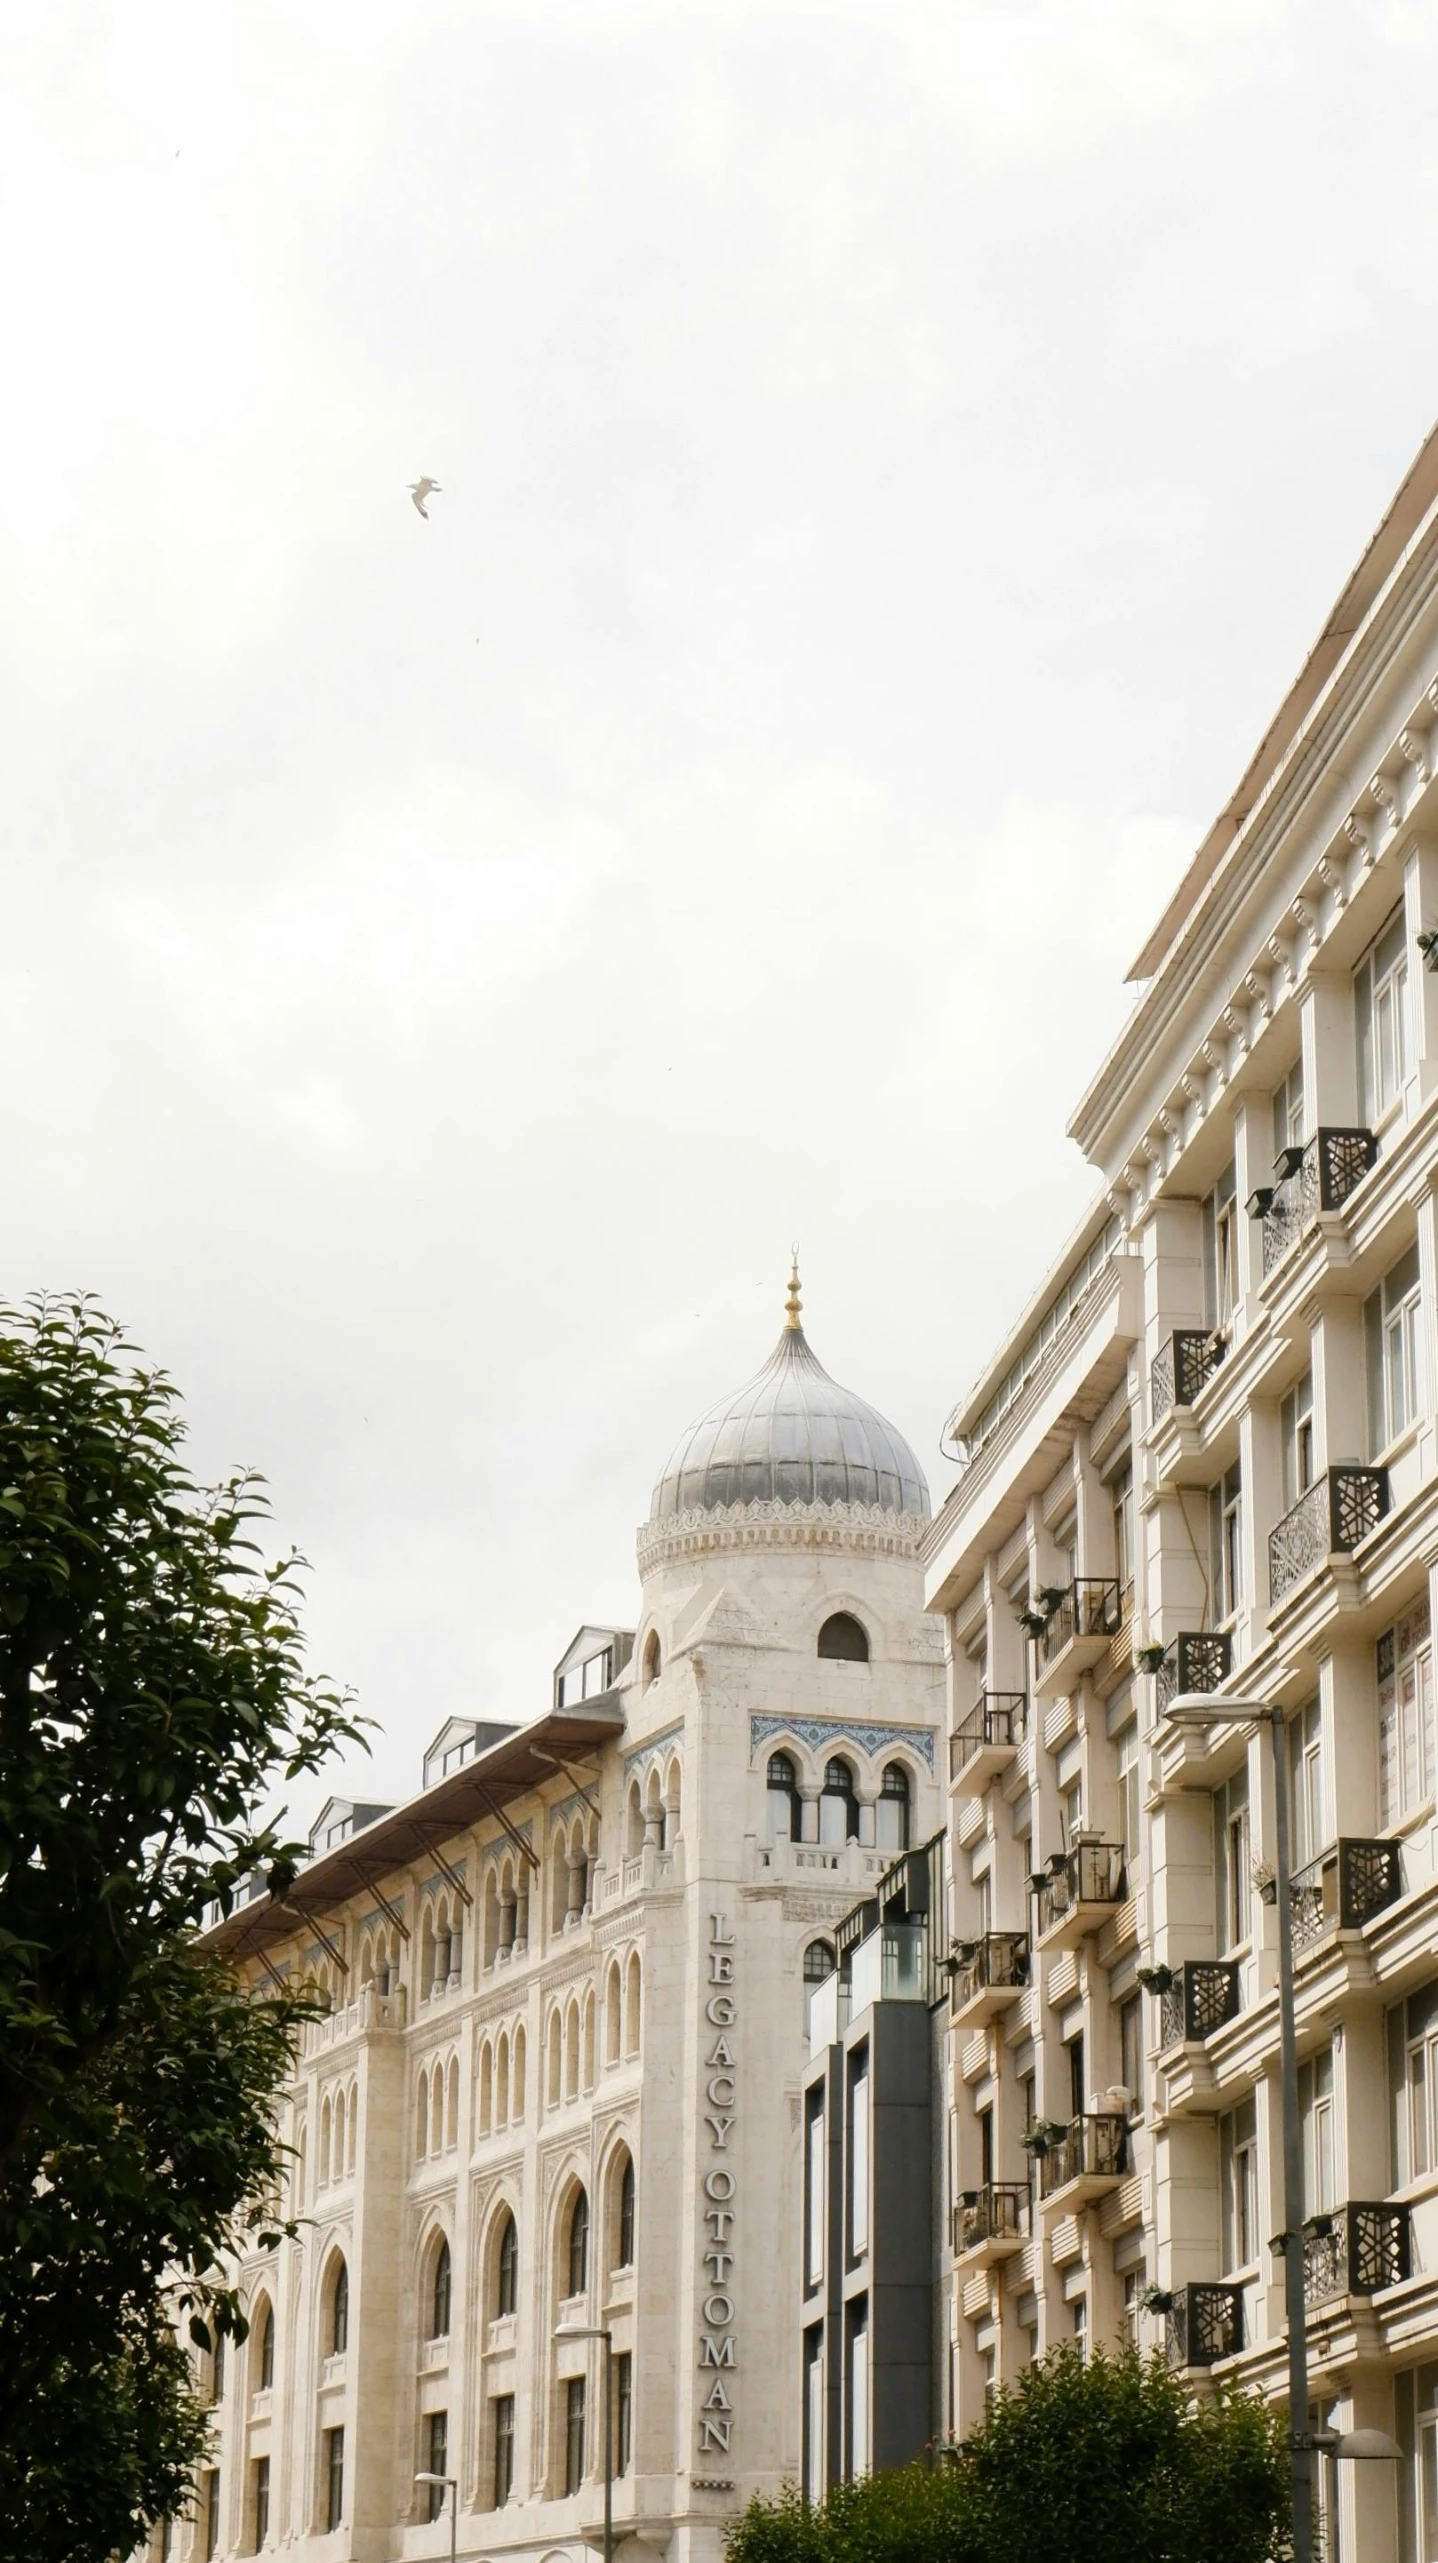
[636,1499,928,1576]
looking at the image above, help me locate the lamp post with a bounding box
[414,2471,458,2563]
[554,2322,614,2563]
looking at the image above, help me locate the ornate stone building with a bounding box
[177,1271,942,2563]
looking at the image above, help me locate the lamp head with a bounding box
[1162,1691,1281,1728]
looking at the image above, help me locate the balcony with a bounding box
[948,1932,1029,2026]
[1036,2111,1128,2208]
[1033,1580,1123,1695]
[1258,1127,1378,1277]
[1165,2282,1243,2369]
[1158,1959,1242,2051]
[1302,2201,1410,2307]
[1268,1466,1390,1605]
[300,1980,407,2057]
[1288,1838,1403,1960]
[953,2182,1028,2266]
[1154,1631,1232,1719]
[1150,1329,1226,1425]
[950,1693,1027,1790]
[1033,1840,1126,1950]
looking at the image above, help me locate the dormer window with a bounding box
[817,1612,869,1663]
[558,1647,614,1709]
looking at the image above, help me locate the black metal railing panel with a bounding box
[1150,1329,1226,1425]
[1288,1838,1403,1958]
[949,1692,1027,1781]
[1036,1841,1126,1938]
[1159,1958,1242,2051]
[953,2182,1028,2254]
[1037,1579,1122,1669]
[1167,2281,1243,2369]
[950,1931,1029,2014]
[1262,1127,1378,1275]
[1155,1630,1232,1717]
[1038,2111,1128,2200]
[1303,2201,1410,2306]
[1268,1466,1390,1604]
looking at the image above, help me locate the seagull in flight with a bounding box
[409,477,441,519]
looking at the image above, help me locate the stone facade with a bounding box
[171,1299,943,2563]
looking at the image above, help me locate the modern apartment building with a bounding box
[925,421,1438,2563]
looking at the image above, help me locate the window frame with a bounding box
[1356,902,1411,1125]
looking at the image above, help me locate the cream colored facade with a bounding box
[177,1290,943,2563]
[926,422,1438,2560]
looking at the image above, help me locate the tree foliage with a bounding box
[727,2347,1291,2563]
[0,1296,366,2562]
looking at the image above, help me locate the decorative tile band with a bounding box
[748,1713,936,1771]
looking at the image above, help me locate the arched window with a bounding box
[626,1780,644,1858]
[875,1761,910,1853]
[617,2155,636,2269]
[415,2073,428,2158]
[624,1950,642,2055]
[479,2041,494,2136]
[643,1630,661,1689]
[819,1756,859,1846]
[496,2030,510,2127]
[495,2210,519,2318]
[567,2189,590,2298]
[803,1937,836,2029]
[255,2298,275,2391]
[430,2237,452,2340]
[547,2008,562,2109]
[329,2258,349,2356]
[445,2055,459,2149]
[662,1758,681,1851]
[605,1960,622,2066]
[818,1611,869,1663]
[766,1752,799,1843]
[564,1999,581,2105]
[513,2023,527,2121]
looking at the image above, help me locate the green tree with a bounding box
[726,2347,1291,2563]
[0,1295,366,2563]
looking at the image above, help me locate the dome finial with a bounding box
[785,1247,802,1331]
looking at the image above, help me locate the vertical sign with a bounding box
[697,1911,737,2459]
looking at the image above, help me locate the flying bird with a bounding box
[409,478,441,519]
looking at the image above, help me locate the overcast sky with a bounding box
[6,0,1438,1817]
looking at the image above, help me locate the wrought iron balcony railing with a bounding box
[1288,1838,1403,1959]
[1150,1328,1226,1425]
[949,1931,1029,2016]
[1158,1959,1242,2052]
[953,2182,1029,2256]
[1302,2201,1410,2306]
[1035,1840,1126,1940]
[1268,1465,1390,1605]
[1036,2111,1128,2202]
[949,1692,1027,1782]
[1260,1127,1378,1275]
[1036,1579,1122,1671]
[1166,2281,1243,2369]
[1154,1630,1232,1718]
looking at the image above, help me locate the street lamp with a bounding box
[554,2322,614,2563]
[415,2471,458,2563]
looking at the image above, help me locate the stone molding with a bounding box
[636,1498,928,1575]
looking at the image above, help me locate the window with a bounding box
[1396,2359,1438,2562]
[1356,902,1410,1123]
[1299,2048,1336,2216]
[324,2426,345,2533]
[642,1631,661,1689]
[212,2332,225,2404]
[1380,1600,1435,1830]
[1120,1993,1145,2118]
[1214,1763,1252,1953]
[617,2155,635,2268]
[1366,1244,1423,1454]
[615,2350,633,2477]
[1122,2271,1142,2349]
[1281,1372,1315,1510]
[423,2412,447,2518]
[766,1752,800,1844]
[203,2471,221,2561]
[493,2393,515,2505]
[329,2259,348,2357]
[846,2302,870,2479]
[804,2326,826,2502]
[1070,2296,1088,2354]
[430,2237,451,2340]
[1111,1462,1135,1594]
[1202,1161,1239,1332]
[567,2189,590,2298]
[805,2090,826,2291]
[874,1764,910,1853]
[818,1612,869,1662]
[1288,1698,1325,1868]
[252,2455,270,2549]
[804,1938,836,2031]
[495,2209,518,2317]
[564,2376,587,2495]
[256,2301,274,2391]
[848,2050,870,2258]
[819,1759,859,1848]
[1220,2096,1259,2271]
[1272,1058,1305,1160]
[1115,1721,1140,1870]
[1389,1983,1438,2188]
[1208,1462,1243,1621]
[1067,2032,1086,2118]
[558,1646,614,1708]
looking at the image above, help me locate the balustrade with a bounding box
[1268,1466,1389,1604]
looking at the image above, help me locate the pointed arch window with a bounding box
[329,2259,349,2357]
[496,2209,519,2318]
[819,1757,859,1846]
[875,1762,910,1853]
[430,2237,452,2340]
[767,1752,799,1843]
[817,1611,869,1663]
[618,2156,636,2269]
[256,2300,275,2390]
[567,2189,590,2298]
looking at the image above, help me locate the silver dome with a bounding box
[650,1306,930,1524]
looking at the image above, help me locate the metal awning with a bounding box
[203,1698,626,1968]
